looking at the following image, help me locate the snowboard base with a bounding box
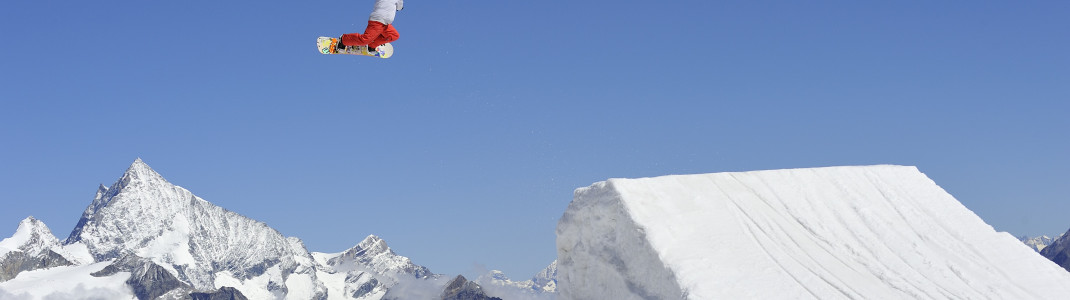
[317,37,393,59]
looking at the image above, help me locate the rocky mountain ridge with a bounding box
[1041,228,1070,273]
[0,159,526,300]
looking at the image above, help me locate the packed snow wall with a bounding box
[556,166,1070,299]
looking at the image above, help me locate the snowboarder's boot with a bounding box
[366,46,381,56]
[335,37,346,53]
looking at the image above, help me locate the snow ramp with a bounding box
[556,166,1070,299]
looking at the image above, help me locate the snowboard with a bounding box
[317,37,393,59]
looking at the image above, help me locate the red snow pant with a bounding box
[341,20,399,49]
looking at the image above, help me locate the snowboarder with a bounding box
[337,0,403,55]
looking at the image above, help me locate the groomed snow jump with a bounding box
[556,166,1070,299]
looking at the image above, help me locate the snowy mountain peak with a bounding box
[65,159,171,244]
[325,235,434,284]
[114,158,166,191]
[58,159,326,294]
[0,217,76,283]
[1021,235,1056,252]
[17,216,44,231]
[0,216,60,257]
[130,157,150,171]
[357,235,390,255]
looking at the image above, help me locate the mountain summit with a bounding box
[0,217,74,282]
[323,235,433,282]
[66,158,164,244]
[1,217,59,257]
[62,159,328,297]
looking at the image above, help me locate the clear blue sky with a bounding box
[1,1,1067,279]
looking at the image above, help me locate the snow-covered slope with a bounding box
[556,165,1070,299]
[0,261,134,299]
[63,158,326,298]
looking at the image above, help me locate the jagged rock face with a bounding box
[441,275,502,300]
[1041,229,1070,272]
[92,254,191,300]
[345,272,382,299]
[0,250,73,282]
[0,217,73,281]
[64,159,326,296]
[128,264,185,300]
[190,286,249,300]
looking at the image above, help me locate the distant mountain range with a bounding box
[476,260,557,299]
[1020,234,1061,252]
[0,159,552,300]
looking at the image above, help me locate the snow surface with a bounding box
[0,261,133,299]
[556,165,1070,299]
[58,243,94,265]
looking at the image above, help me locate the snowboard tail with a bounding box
[317,37,393,59]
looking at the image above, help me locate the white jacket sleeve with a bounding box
[397,0,403,11]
